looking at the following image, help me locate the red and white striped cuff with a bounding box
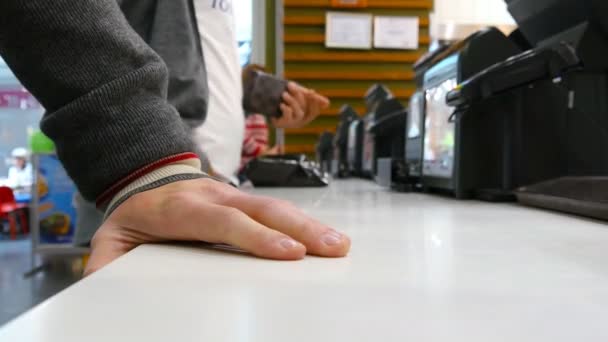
[96,152,202,209]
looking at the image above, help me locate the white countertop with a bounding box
[2,180,608,341]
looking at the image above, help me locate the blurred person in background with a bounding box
[6,147,33,191]
[192,0,329,183]
[239,64,282,174]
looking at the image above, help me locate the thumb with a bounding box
[316,92,330,109]
[84,222,135,277]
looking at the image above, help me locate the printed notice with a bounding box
[325,12,373,50]
[373,16,419,50]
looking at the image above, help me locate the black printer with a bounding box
[446,0,608,217]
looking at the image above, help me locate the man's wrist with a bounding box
[98,154,207,217]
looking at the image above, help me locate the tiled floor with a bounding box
[0,238,82,327]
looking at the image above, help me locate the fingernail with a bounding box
[322,231,343,246]
[280,238,299,250]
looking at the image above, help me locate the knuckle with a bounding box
[222,207,244,224]
[258,198,297,215]
[198,178,234,202]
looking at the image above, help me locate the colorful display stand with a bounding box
[28,153,89,275]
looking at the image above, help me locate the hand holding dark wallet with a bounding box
[242,69,288,118]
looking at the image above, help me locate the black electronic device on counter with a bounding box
[346,118,364,176]
[360,85,396,178]
[506,0,608,72]
[316,132,334,175]
[405,91,425,180]
[245,155,329,187]
[504,0,608,179]
[413,43,452,87]
[420,27,521,199]
[443,43,582,199]
[365,84,392,112]
[438,0,608,213]
[332,105,360,178]
[362,102,407,179]
[368,101,407,186]
[505,0,608,219]
[383,90,426,192]
[446,43,581,108]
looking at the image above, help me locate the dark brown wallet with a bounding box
[242,70,288,118]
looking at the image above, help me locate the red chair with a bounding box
[0,186,29,240]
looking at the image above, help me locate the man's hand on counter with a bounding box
[85,178,351,275]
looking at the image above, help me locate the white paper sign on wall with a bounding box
[373,16,420,50]
[325,12,373,50]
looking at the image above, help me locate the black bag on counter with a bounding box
[244,154,329,187]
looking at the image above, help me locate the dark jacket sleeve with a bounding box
[0,0,196,201]
[120,0,209,128]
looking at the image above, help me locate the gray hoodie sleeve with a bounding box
[0,0,198,202]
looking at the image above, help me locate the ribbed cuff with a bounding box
[96,152,200,208]
[102,158,206,218]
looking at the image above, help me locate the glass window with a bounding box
[235,0,253,66]
[0,57,43,179]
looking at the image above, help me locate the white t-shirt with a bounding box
[7,163,33,189]
[193,0,244,183]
